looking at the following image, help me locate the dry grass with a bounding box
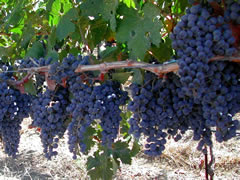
[0,118,240,180]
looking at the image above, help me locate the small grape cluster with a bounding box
[49,54,89,83]
[67,76,96,159]
[67,76,128,158]
[0,81,31,157]
[92,81,128,147]
[31,88,69,159]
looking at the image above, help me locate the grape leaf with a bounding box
[24,79,37,95]
[46,50,59,61]
[4,1,25,31]
[172,0,189,14]
[116,3,162,59]
[80,0,118,31]
[150,37,173,63]
[49,0,61,26]
[111,157,119,174]
[112,141,132,164]
[120,111,131,136]
[120,0,136,8]
[82,127,96,154]
[20,23,35,49]
[56,8,78,41]
[132,69,143,85]
[130,140,140,156]
[87,151,113,180]
[112,72,131,84]
[26,41,44,58]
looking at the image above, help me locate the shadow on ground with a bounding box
[0,150,52,180]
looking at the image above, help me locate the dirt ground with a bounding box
[0,118,240,180]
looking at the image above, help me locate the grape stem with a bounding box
[208,146,214,180]
[4,53,240,87]
[204,146,209,180]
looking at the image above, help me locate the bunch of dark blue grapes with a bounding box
[31,88,69,160]
[92,81,128,147]
[49,54,89,84]
[0,80,31,157]
[224,0,240,24]
[66,76,96,159]
[200,62,240,143]
[128,72,191,156]
[67,76,128,159]
[170,2,240,152]
[168,72,215,152]
[170,4,236,101]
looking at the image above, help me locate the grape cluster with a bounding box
[170,4,236,100]
[49,54,89,83]
[66,76,96,159]
[67,76,128,158]
[0,81,31,157]
[166,2,240,153]
[128,62,240,155]
[201,62,240,142]
[93,81,128,147]
[128,72,190,156]
[31,88,69,159]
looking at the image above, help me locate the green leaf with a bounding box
[4,1,25,31]
[80,0,118,31]
[120,110,131,136]
[56,8,78,40]
[49,0,61,26]
[112,72,131,84]
[46,0,55,12]
[116,3,162,59]
[26,41,44,58]
[112,141,132,164]
[24,79,37,95]
[0,47,9,57]
[47,27,57,49]
[130,140,140,156]
[132,69,143,85]
[112,157,120,174]
[120,0,136,8]
[56,18,75,40]
[82,127,96,153]
[172,0,189,14]
[87,151,113,180]
[150,37,173,63]
[20,23,35,49]
[46,50,59,61]
[88,19,109,48]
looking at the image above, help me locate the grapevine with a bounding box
[0,0,240,180]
